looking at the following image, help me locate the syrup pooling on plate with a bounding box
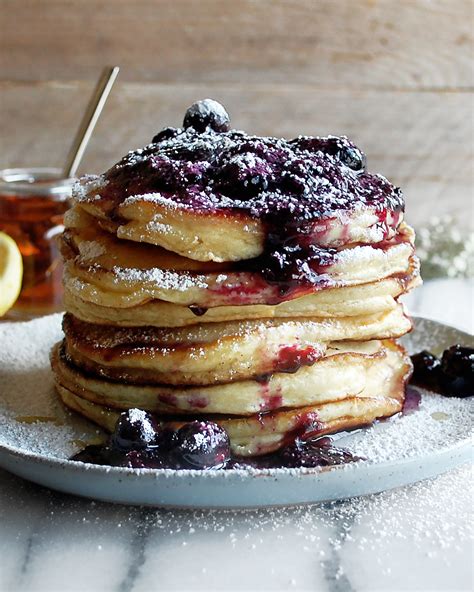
[71,409,362,470]
[77,100,404,293]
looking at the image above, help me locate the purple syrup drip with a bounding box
[402,386,422,414]
[230,437,363,470]
[188,305,208,316]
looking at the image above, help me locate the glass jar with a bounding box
[0,168,74,319]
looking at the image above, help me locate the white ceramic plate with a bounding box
[0,315,472,508]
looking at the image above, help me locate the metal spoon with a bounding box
[63,66,120,179]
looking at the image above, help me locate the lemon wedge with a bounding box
[0,231,23,316]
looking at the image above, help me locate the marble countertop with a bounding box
[0,278,472,592]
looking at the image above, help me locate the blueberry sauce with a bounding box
[71,410,361,470]
[401,386,422,414]
[94,100,404,297]
[410,345,473,397]
[188,305,209,316]
[259,393,283,412]
[254,345,320,386]
[228,437,362,470]
[274,345,320,373]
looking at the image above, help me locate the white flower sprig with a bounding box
[415,217,474,279]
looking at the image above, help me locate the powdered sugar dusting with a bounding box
[144,218,173,235]
[89,128,404,222]
[111,266,208,291]
[73,174,108,203]
[342,391,473,464]
[122,192,184,209]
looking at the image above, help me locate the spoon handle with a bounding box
[63,66,120,179]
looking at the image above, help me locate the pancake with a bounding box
[72,124,404,262]
[62,307,411,385]
[80,195,403,264]
[51,339,410,416]
[63,268,420,328]
[62,207,416,308]
[56,382,405,457]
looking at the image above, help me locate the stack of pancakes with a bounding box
[51,101,420,457]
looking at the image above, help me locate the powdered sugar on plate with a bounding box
[340,391,473,464]
[0,314,103,459]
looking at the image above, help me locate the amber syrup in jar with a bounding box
[0,168,74,319]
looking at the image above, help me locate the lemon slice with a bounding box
[0,231,23,316]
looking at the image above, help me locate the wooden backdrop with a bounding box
[0,0,473,228]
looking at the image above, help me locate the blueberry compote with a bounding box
[229,437,362,470]
[73,412,231,469]
[97,99,404,299]
[72,409,361,470]
[410,345,473,397]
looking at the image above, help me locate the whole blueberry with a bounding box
[290,136,366,171]
[440,345,474,397]
[242,173,268,195]
[441,345,474,376]
[410,350,442,388]
[183,99,230,133]
[172,421,231,469]
[152,127,180,143]
[281,171,306,195]
[217,154,271,199]
[111,409,160,451]
[340,146,366,171]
